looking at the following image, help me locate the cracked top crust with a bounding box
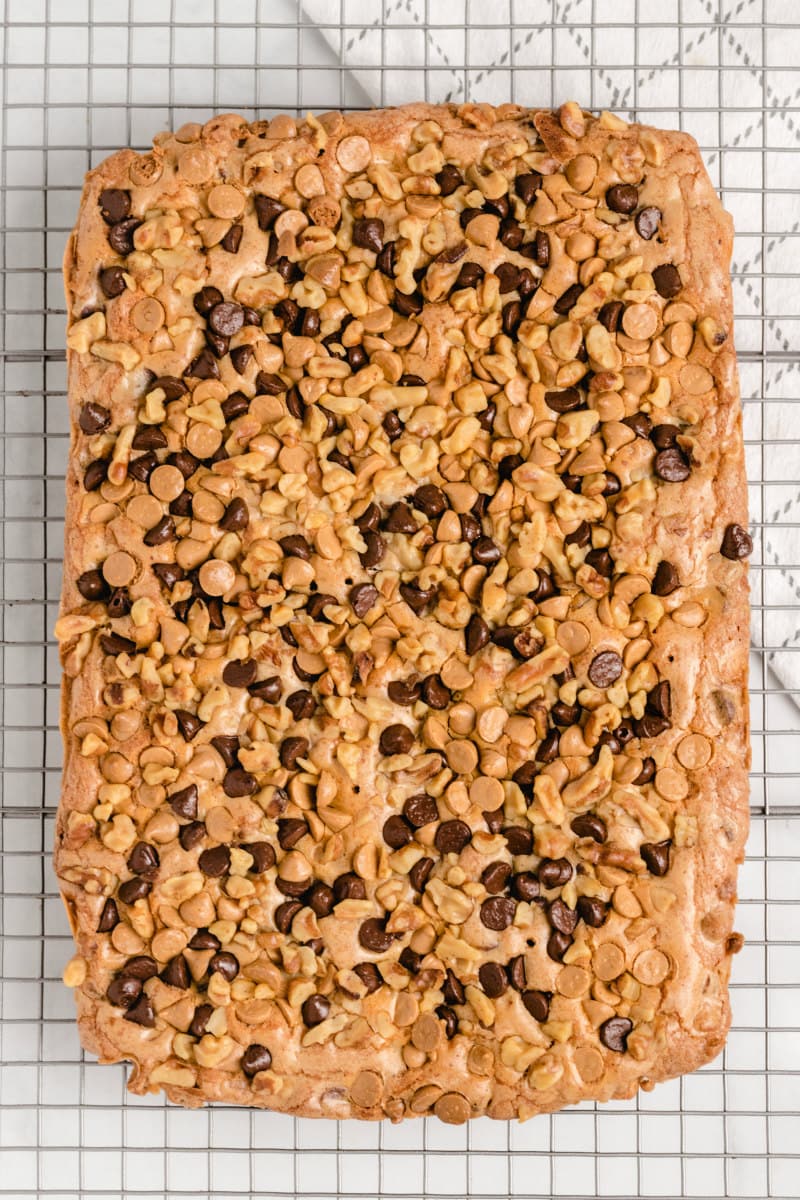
[57,101,749,1122]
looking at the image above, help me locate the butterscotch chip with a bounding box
[676,733,712,770]
[102,550,136,587]
[350,1069,383,1108]
[126,494,163,529]
[207,184,244,219]
[573,1045,604,1082]
[198,559,235,596]
[434,1092,471,1125]
[149,465,185,502]
[557,964,591,998]
[336,135,371,173]
[411,1012,442,1052]
[654,767,689,802]
[132,298,165,333]
[469,776,504,811]
[593,943,626,981]
[59,101,748,1125]
[632,948,670,985]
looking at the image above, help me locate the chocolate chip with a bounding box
[554,284,582,315]
[358,917,395,953]
[286,690,314,720]
[600,1016,633,1053]
[107,217,140,255]
[606,183,638,214]
[224,768,257,798]
[506,955,526,993]
[399,947,422,975]
[279,737,309,770]
[570,813,607,843]
[441,969,465,1007]
[635,206,661,240]
[379,724,413,755]
[304,882,335,919]
[547,930,572,961]
[435,820,472,855]
[634,756,656,786]
[84,458,109,491]
[107,975,141,1009]
[481,862,511,894]
[198,845,231,878]
[255,371,287,396]
[175,710,204,741]
[548,898,578,935]
[648,680,672,720]
[75,569,108,602]
[275,900,303,933]
[545,387,583,414]
[641,839,671,877]
[179,822,205,851]
[97,897,119,932]
[168,784,198,822]
[598,300,624,332]
[588,651,623,688]
[651,560,680,596]
[160,954,190,989]
[382,411,403,441]
[413,484,447,517]
[409,857,434,892]
[654,446,690,483]
[240,842,274,874]
[480,896,517,931]
[223,658,257,688]
[127,842,159,876]
[170,449,200,479]
[352,218,384,253]
[254,194,285,230]
[472,537,501,567]
[577,896,608,927]
[422,674,449,710]
[479,962,508,998]
[208,951,239,981]
[99,188,131,224]
[465,614,490,655]
[499,217,524,249]
[383,815,413,849]
[349,582,378,619]
[522,989,550,1022]
[208,301,245,337]
[241,1043,272,1077]
[360,532,385,570]
[536,729,560,764]
[455,261,484,290]
[501,299,522,336]
[121,955,159,981]
[585,548,613,578]
[399,580,436,614]
[552,701,581,727]
[277,817,309,850]
[143,515,175,547]
[132,424,167,451]
[720,523,753,560]
[652,263,682,298]
[515,172,541,205]
[118,878,152,905]
[387,681,420,711]
[209,735,238,769]
[511,870,540,901]
[504,826,534,856]
[331,873,365,904]
[376,240,397,277]
[194,287,224,316]
[353,962,382,993]
[186,348,220,380]
[538,857,573,889]
[122,994,154,1027]
[80,404,113,440]
[385,502,416,534]
[436,163,463,195]
[477,401,497,431]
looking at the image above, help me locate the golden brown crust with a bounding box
[57,102,749,1121]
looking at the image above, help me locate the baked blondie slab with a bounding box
[56,102,750,1121]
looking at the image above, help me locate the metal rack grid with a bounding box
[0,1,798,1197]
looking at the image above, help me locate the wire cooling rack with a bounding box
[1,1,799,1197]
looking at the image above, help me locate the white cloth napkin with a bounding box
[301,0,799,705]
